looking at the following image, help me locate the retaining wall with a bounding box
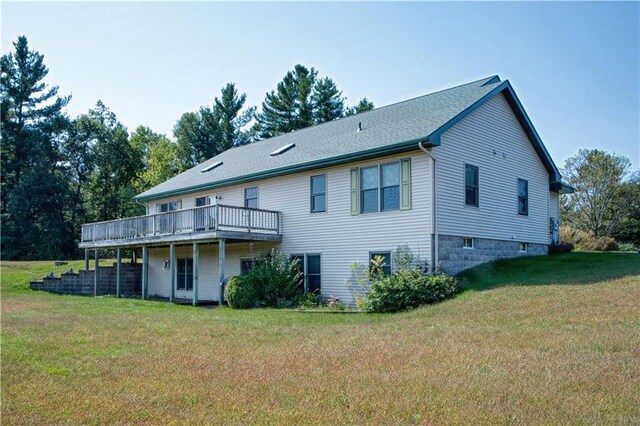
[30,263,142,296]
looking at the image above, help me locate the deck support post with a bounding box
[94,249,99,297]
[116,248,122,298]
[193,243,199,307]
[84,249,89,271]
[218,239,225,306]
[170,243,176,303]
[142,246,148,300]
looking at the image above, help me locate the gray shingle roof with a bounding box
[136,76,504,201]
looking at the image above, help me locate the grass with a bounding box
[2,252,639,424]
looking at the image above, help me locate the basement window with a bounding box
[200,161,223,173]
[463,237,475,249]
[270,143,296,156]
[519,242,528,252]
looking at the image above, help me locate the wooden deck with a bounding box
[79,204,282,249]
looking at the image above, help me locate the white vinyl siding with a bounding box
[148,151,432,304]
[549,192,559,221]
[436,93,550,245]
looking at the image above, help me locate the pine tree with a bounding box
[1,36,74,259]
[346,97,375,116]
[312,77,345,124]
[255,64,318,138]
[215,83,255,150]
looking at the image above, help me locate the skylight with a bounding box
[200,161,223,173]
[270,143,296,156]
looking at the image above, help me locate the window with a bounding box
[360,166,378,213]
[240,258,265,275]
[519,242,528,252]
[360,162,400,213]
[290,254,321,293]
[156,200,181,213]
[244,187,258,209]
[195,196,208,207]
[176,258,193,291]
[310,175,326,213]
[518,179,529,215]
[463,237,474,249]
[465,164,479,207]
[370,251,392,277]
[307,255,321,293]
[380,162,400,211]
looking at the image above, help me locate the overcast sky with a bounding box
[2,1,639,169]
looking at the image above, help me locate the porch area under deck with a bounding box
[78,204,282,306]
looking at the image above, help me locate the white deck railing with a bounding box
[81,204,281,243]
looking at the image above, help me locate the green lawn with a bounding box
[2,252,639,424]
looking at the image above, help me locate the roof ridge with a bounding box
[199,75,501,165]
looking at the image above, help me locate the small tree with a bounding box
[561,149,632,237]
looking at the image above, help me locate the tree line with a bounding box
[3,36,638,260]
[1,36,375,260]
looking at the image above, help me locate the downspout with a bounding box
[419,141,438,272]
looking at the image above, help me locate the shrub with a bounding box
[224,276,257,309]
[226,249,302,309]
[548,242,574,255]
[618,242,639,252]
[362,269,460,313]
[579,236,619,251]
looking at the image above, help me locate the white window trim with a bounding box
[463,237,475,249]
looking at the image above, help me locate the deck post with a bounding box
[142,246,148,300]
[170,243,176,303]
[84,249,89,270]
[116,248,122,298]
[94,249,99,296]
[218,239,225,306]
[193,243,199,307]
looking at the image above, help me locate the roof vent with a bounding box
[270,143,296,156]
[200,161,223,173]
[357,122,362,132]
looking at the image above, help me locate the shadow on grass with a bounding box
[459,252,640,292]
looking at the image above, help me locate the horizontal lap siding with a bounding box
[148,152,432,304]
[550,192,559,221]
[437,93,550,245]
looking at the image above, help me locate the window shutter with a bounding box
[350,168,359,215]
[400,159,411,210]
[156,204,162,213]
[177,200,182,210]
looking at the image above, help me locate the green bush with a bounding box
[618,242,639,252]
[224,276,257,309]
[362,269,460,313]
[225,250,302,309]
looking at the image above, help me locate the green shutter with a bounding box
[400,159,411,210]
[350,168,359,215]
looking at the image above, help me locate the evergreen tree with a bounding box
[254,65,374,139]
[255,64,317,138]
[215,83,255,150]
[346,97,375,116]
[312,77,345,124]
[1,36,74,259]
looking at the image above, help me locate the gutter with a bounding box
[418,141,438,272]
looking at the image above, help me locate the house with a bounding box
[78,76,573,305]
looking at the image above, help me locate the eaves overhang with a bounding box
[134,137,439,202]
